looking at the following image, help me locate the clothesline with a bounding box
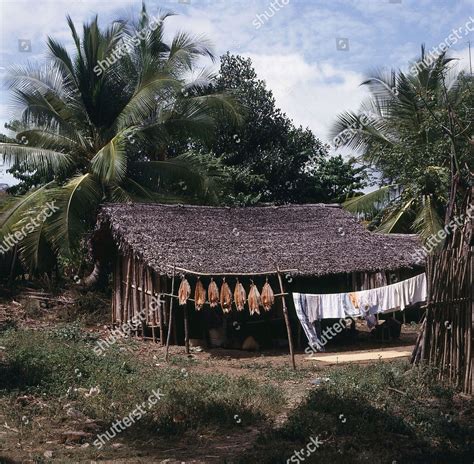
[294,273,427,321]
[293,273,427,352]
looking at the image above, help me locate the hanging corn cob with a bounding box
[261,278,275,311]
[248,282,261,315]
[208,278,220,308]
[234,279,246,311]
[178,277,191,306]
[220,278,233,313]
[194,278,206,311]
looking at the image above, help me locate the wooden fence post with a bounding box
[276,266,296,370]
[165,266,176,362]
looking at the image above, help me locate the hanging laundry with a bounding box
[293,293,324,352]
[293,273,427,322]
[293,273,427,349]
[349,292,359,309]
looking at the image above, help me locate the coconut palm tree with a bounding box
[330,47,473,244]
[0,4,241,273]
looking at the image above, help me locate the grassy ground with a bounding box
[0,292,473,463]
[0,325,284,462]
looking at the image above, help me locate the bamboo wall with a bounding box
[419,250,472,393]
[112,253,168,344]
[112,252,423,349]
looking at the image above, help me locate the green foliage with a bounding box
[0,4,241,274]
[332,48,473,240]
[313,155,368,203]
[196,53,367,204]
[0,327,284,436]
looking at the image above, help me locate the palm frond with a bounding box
[45,174,102,256]
[0,183,53,234]
[90,132,128,183]
[328,110,392,152]
[13,204,56,272]
[130,151,228,203]
[0,143,71,175]
[412,194,443,244]
[343,185,395,216]
[168,31,214,70]
[114,74,182,130]
[377,198,415,233]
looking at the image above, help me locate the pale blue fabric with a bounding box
[294,293,325,352]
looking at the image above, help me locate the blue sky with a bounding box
[0,0,472,184]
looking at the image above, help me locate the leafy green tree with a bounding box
[198,53,366,204]
[313,155,368,203]
[330,48,473,242]
[0,5,240,274]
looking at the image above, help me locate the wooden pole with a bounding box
[163,264,297,277]
[131,254,138,337]
[276,266,296,370]
[139,262,145,340]
[165,266,176,362]
[113,254,121,326]
[184,300,190,354]
[147,268,156,343]
[155,271,164,346]
[155,273,164,346]
[123,255,132,325]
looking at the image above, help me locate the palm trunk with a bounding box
[83,260,106,288]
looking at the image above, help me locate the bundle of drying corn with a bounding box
[178,277,191,306]
[234,279,246,311]
[194,278,206,311]
[261,279,274,311]
[220,278,233,313]
[208,278,220,308]
[248,283,261,315]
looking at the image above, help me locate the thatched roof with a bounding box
[96,203,424,277]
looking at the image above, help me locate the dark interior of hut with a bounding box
[153,272,425,354]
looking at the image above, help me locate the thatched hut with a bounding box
[93,203,425,365]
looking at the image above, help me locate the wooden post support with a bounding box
[153,273,164,346]
[276,266,296,370]
[123,255,132,325]
[159,276,165,346]
[184,300,190,354]
[113,254,121,327]
[165,266,176,362]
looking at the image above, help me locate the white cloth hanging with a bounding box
[293,273,427,322]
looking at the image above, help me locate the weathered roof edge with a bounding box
[95,203,425,278]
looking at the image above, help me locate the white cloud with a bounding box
[0,0,472,186]
[244,53,368,143]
